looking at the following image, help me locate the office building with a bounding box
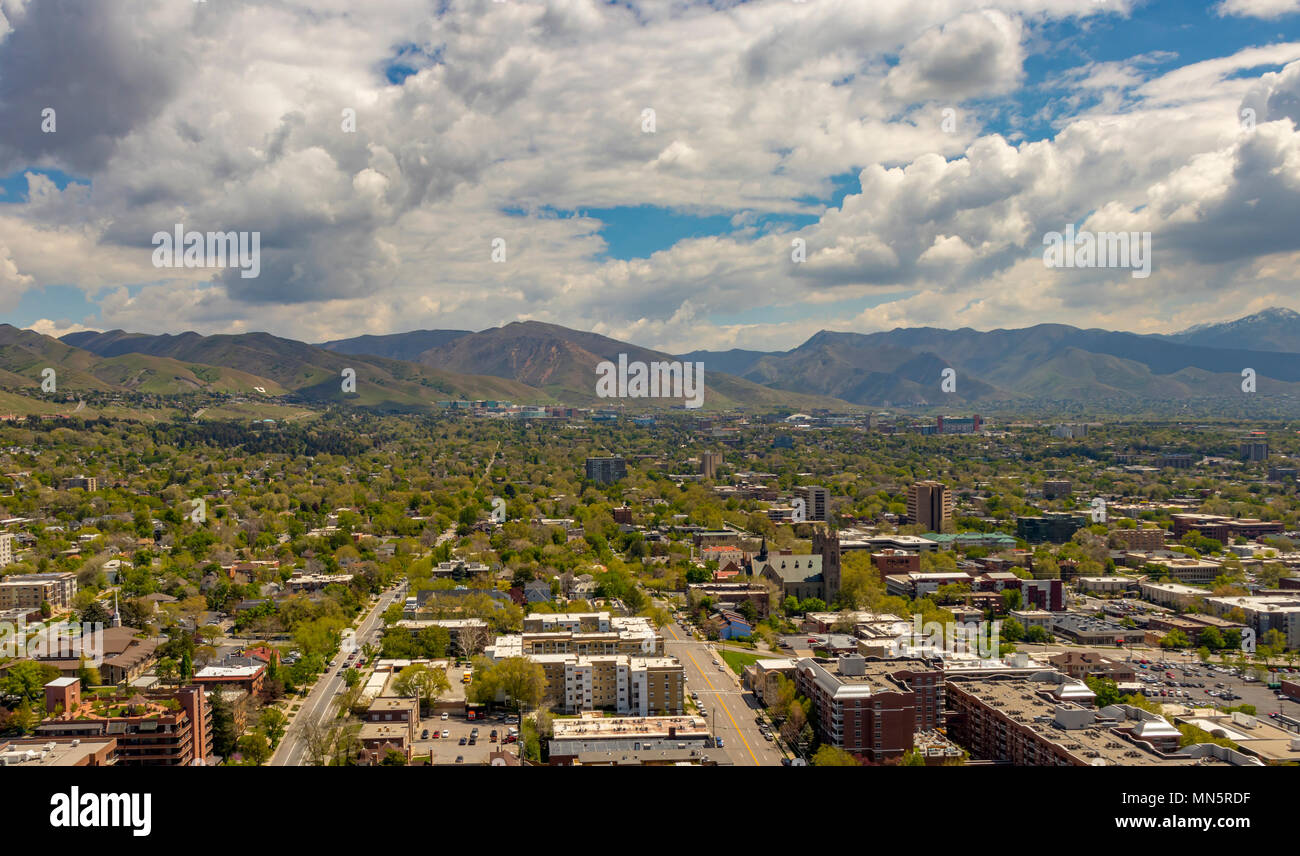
[936,415,981,434]
[1016,512,1088,544]
[1170,513,1283,541]
[906,481,952,531]
[547,714,714,765]
[871,550,920,581]
[1142,556,1223,585]
[584,456,627,484]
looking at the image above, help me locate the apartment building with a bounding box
[1042,480,1072,500]
[521,611,615,633]
[687,583,771,619]
[1112,527,1166,551]
[532,653,685,716]
[35,683,212,767]
[944,677,1260,767]
[906,481,952,531]
[0,532,12,568]
[795,485,829,522]
[794,655,943,763]
[584,456,627,484]
[0,572,78,612]
[698,451,722,480]
[393,618,491,655]
[58,476,98,492]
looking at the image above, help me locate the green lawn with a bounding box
[719,649,764,675]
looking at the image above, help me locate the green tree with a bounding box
[393,664,451,712]
[4,661,59,703]
[208,689,240,758]
[260,707,288,748]
[812,746,861,766]
[238,732,272,765]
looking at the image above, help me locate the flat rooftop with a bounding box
[949,679,1234,767]
[552,714,708,740]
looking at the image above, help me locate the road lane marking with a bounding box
[667,623,759,766]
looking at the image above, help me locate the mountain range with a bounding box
[1,308,1299,414]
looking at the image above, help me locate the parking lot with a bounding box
[1129,658,1299,722]
[416,711,518,766]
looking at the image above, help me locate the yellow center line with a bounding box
[666,621,760,766]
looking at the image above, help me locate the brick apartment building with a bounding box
[36,681,212,766]
[943,676,1257,767]
[795,655,942,763]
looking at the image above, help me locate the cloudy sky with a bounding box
[2,0,1300,354]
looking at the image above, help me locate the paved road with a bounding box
[664,621,783,766]
[271,582,405,766]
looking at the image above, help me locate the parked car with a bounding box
[459,736,467,745]
[455,755,464,764]
[441,729,450,739]
[441,712,449,720]
[422,729,430,739]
